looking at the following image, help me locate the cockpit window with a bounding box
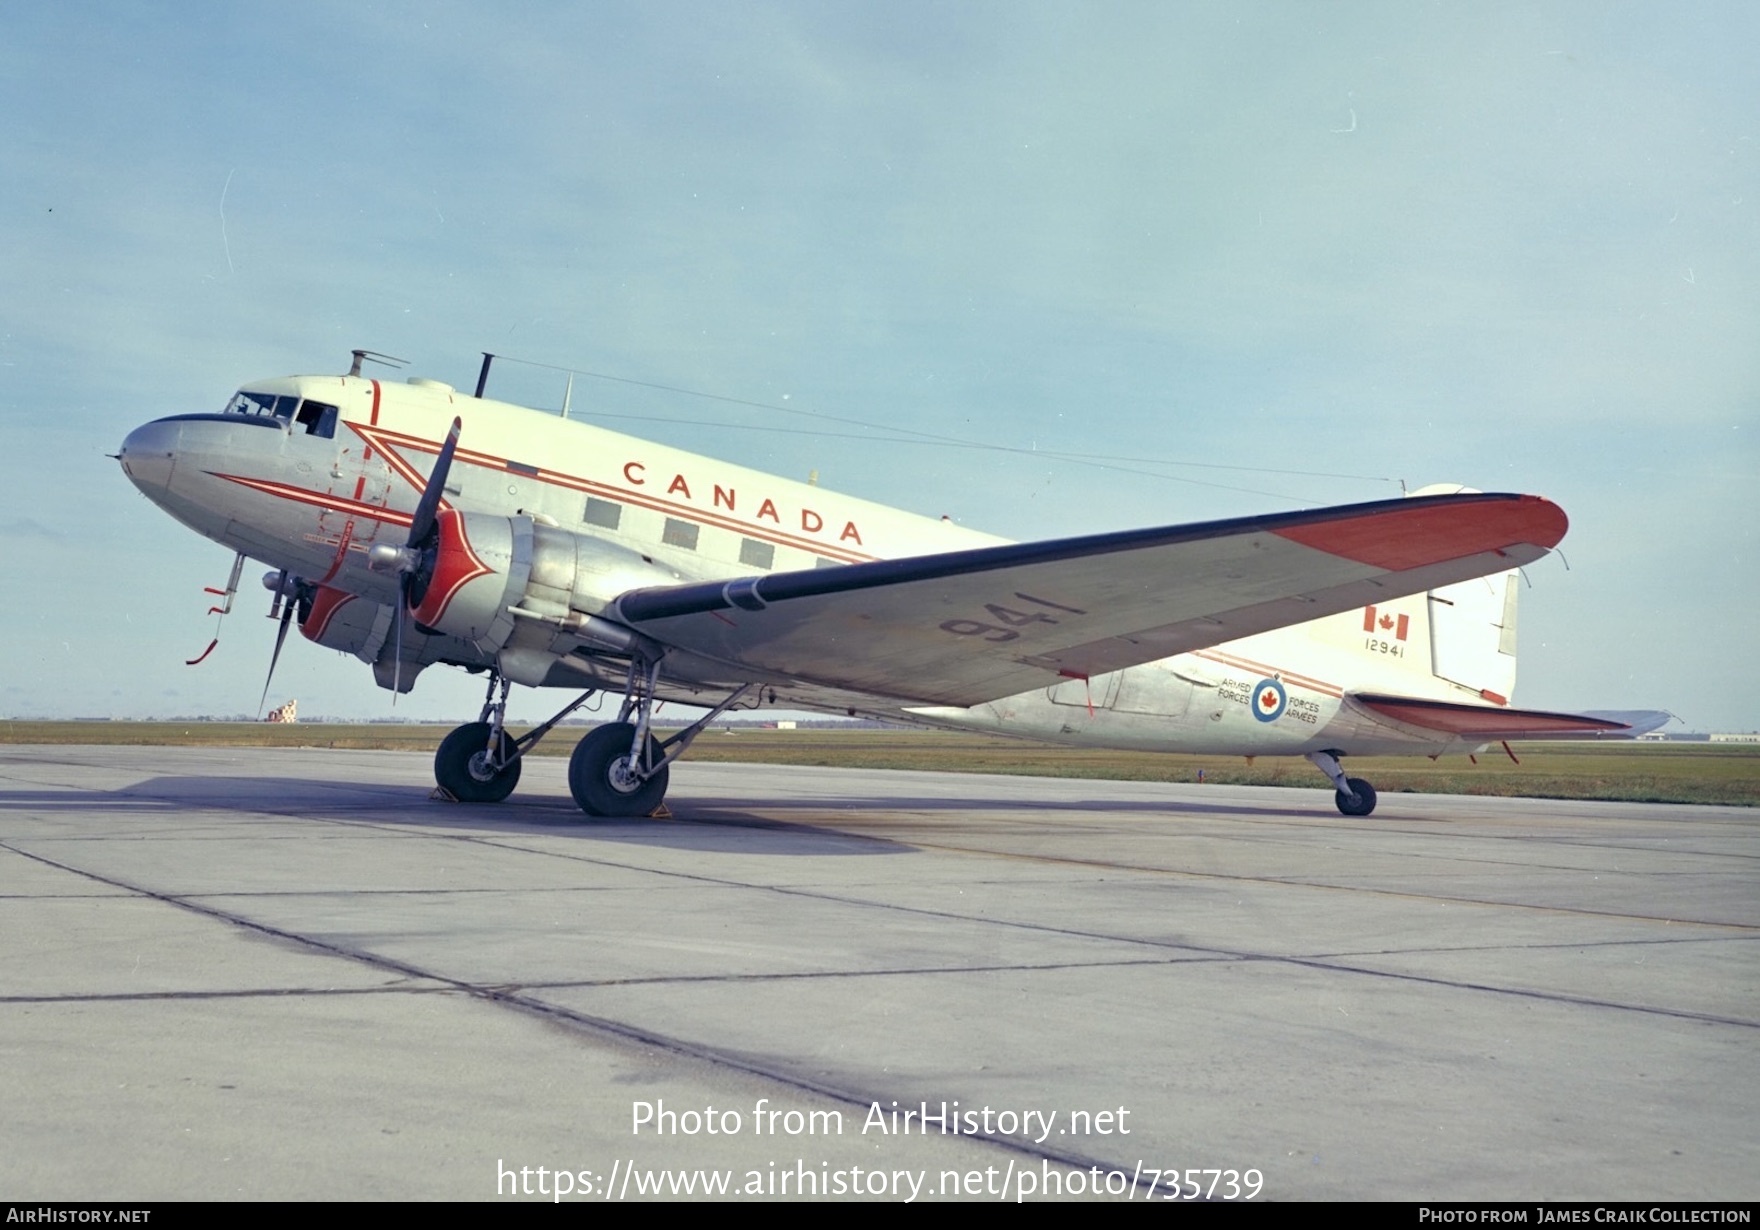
[221,390,336,438]
[224,390,298,419]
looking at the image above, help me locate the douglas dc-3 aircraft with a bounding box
[117,356,1663,818]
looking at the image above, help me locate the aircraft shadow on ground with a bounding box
[0,777,924,858]
[0,771,1327,844]
[676,792,1318,820]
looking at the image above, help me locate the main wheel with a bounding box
[568,722,670,817]
[434,721,522,803]
[1334,776,1378,817]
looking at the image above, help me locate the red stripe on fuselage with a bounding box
[348,420,877,564]
[318,519,356,584]
[366,380,380,461]
[1193,648,1344,699]
[211,472,414,527]
[347,423,442,510]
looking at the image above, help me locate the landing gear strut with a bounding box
[1307,750,1378,817]
[565,659,753,818]
[432,671,598,803]
[429,661,756,819]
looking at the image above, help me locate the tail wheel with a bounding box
[435,721,521,803]
[569,722,670,817]
[1334,776,1378,817]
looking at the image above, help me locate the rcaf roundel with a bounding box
[1252,678,1287,723]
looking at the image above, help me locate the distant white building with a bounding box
[1710,732,1760,743]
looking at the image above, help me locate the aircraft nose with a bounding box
[117,418,180,498]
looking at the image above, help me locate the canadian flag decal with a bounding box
[1363,605,1410,641]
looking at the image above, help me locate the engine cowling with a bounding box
[299,582,487,692]
[407,509,527,648]
[300,585,381,654]
[404,510,682,655]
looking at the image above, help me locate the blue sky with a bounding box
[2,1,1754,728]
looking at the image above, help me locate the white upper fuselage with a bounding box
[121,373,1000,587]
[119,374,1511,759]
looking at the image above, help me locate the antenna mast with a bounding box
[349,349,407,377]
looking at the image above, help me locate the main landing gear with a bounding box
[434,720,521,803]
[431,662,755,819]
[433,672,588,804]
[1306,750,1378,817]
[567,721,668,817]
[565,660,754,818]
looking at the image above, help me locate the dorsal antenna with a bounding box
[349,349,408,377]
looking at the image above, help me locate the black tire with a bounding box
[568,722,670,818]
[434,721,521,803]
[1334,776,1378,817]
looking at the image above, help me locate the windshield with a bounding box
[224,390,298,419]
[221,389,337,438]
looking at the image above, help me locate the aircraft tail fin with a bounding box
[1397,484,1521,704]
[1426,567,1521,704]
[1340,566,1519,703]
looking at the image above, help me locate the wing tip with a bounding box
[1272,492,1568,571]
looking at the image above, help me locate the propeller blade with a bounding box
[257,599,296,719]
[393,573,409,700]
[406,416,462,549]
[370,417,460,706]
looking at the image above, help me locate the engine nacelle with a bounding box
[300,583,483,692]
[301,585,382,655]
[407,510,682,654]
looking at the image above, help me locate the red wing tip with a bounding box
[1273,494,1568,572]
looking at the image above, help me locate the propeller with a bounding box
[367,416,463,695]
[257,570,314,718]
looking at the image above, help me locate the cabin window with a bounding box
[662,518,699,550]
[295,400,338,439]
[815,556,842,569]
[583,497,622,530]
[739,538,775,570]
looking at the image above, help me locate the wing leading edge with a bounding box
[611,492,1569,707]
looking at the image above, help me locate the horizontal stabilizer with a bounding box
[1578,710,1675,736]
[1350,694,1666,740]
